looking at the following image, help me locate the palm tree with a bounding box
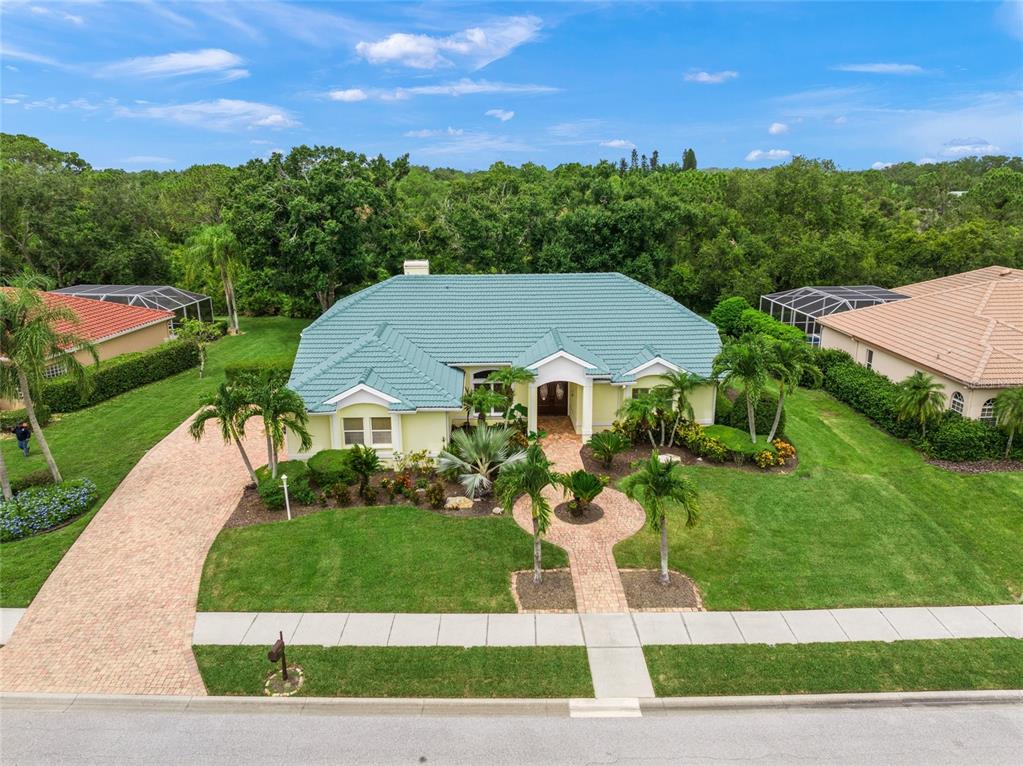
[0,286,97,485]
[348,444,382,494]
[460,386,508,427]
[189,383,259,484]
[656,370,706,447]
[437,425,525,499]
[495,438,557,583]
[240,374,312,478]
[618,393,660,447]
[485,366,536,401]
[712,335,773,443]
[182,223,243,334]
[766,341,821,442]
[993,387,1023,458]
[621,453,700,585]
[893,372,945,438]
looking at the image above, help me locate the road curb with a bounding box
[1,689,1019,716]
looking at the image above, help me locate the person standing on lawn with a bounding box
[13,421,31,457]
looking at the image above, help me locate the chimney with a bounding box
[403,259,430,276]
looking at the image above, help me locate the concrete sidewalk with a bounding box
[191,604,1021,648]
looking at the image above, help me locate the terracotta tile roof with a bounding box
[896,265,1023,297]
[819,269,1023,388]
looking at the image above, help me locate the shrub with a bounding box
[772,439,797,461]
[394,449,434,479]
[586,431,631,469]
[307,449,356,487]
[675,421,730,462]
[727,390,785,436]
[326,482,350,506]
[426,481,446,509]
[714,391,733,424]
[257,469,314,510]
[273,459,309,481]
[359,483,379,505]
[709,296,753,335]
[753,449,783,469]
[1,404,52,430]
[212,319,230,337]
[41,340,198,412]
[823,362,915,438]
[926,415,1006,462]
[348,444,382,492]
[735,308,806,343]
[0,478,97,542]
[11,469,54,494]
[224,357,293,386]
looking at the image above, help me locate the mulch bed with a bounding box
[620,568,704,611]
[512,569,577,612]
[926,458,1023,474]
[553,500,605,525]
[580,444,694,481]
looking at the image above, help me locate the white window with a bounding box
[864,349,874,370]
[44,362,66,379]
[950,392,965,415]
[343,416,393,447]
[632,387,651,399]
[471,369,504,416]
[342,417,365,445]
[980,398,996,425]
[370,417,392,445]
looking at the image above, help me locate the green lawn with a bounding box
[198,505,568,613]
[194,645,593,698]
[616,388,1023,609]
[644,639,1023,697]
[704,424,775,456]
[0,317,308,606]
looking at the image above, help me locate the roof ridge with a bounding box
[301,276,399,336]
[371,323,461,405]
[288,328,379,389]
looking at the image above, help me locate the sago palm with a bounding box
[993,387,1023,458]
[712,334,773,443]
[766,340,821,442]
[621,452,700,585]
[586,430,631,469]
[893,371,945,438]
[495,439,557,584]
[189,383,259,485]
[437,425,525,499]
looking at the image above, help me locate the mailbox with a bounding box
[267,631,289,681]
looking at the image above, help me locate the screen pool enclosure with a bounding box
[51,285,214,324]
[759,285,908,345]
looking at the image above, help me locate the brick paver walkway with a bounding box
[513,418,646,612]
[0,415,257,695]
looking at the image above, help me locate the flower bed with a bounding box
[0,479,98,542]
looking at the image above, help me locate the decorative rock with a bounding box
[491,507,503,515]
[444,495,474,510]
[658,453,682,464]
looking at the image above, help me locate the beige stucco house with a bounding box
[818,265,1023,422]
[286,263,721,461]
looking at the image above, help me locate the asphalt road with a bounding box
[2,703,1021,765]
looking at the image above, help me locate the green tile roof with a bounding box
[290,272,721,413]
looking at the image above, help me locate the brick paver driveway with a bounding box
[513,418,645,612]
[0,415,257,695]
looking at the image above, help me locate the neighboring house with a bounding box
[818,265,1023,422]
[759,285,909,346]
[287,262,721,460]
[1,290,174,409]
[51,284,214,325]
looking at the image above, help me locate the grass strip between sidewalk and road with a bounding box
[644,638,1023,697]
[194,645,594,698]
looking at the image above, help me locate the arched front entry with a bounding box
[536,381,568,416]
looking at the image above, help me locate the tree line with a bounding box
[2,132,1021,318]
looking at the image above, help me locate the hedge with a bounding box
[0,478,98,542]
[714,391,733,424]
[926,415,1007,462]
[224,356,293,385]
[734,308,807,343]
[307,449,356,487]
[709,296,752,336]
[822,362,915,438]
[727,390,785,436]
[41,340,199,412]
[1,404,51,430]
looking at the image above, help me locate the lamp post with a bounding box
[282,473,291,520]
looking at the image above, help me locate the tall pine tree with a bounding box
[682,148,697,171]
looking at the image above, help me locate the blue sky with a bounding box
[1,1,1021,171]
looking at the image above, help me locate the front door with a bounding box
[537,381,568,416]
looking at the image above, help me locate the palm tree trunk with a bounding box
[532,516,543,584]
[668,413,682,448]
[767,388,786,442]
[747,397,757,443]
[647,427,656,448]
[226,273,240,334]
[17,369,61,483]
[219,264,237,334]
[266,431,277,478]
[659,417,666,446]
[1006,427,1015,459]
[0,447,12,500]
[659,522,670,585]
[230,424,258,484]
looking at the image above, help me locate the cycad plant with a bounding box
[437,425,525,499]
[495,438,557,583]
[993,387,1023,458]
[348,444,382,494]
[893,371,946,438]
[557,469,607,516]
[586,430,631,469]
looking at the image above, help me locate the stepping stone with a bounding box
[192,613,257,645]
[240,612,304,645]
[486,614,535,646]
[586,647,655,698]
[879,608,952,640]
[683,612,744,644]
[631,613,689,645]
[830,609,898,642]
[977,605,1023,638]
[535,614,584,645]
[580,614,640,647]
[388,614,441,646]
[437,614,488,647]
[732,612,796,644]
[290,613,348,646]
[339,614,395,646]
[929,607,1006,638]
[781,609,848,643]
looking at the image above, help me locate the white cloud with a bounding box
[684,70,738,84]
[404,127,465,138]
[768,122,789,135]
[382,78,557,100]
[100,49,248,79]
[121,155,174,165]
[871,161,893,170]
[328,88,368,102]
[942,137,1001,157]
[832,63,925,75]
[68,98,101,111]
[0,45,61,67]
[2,97,20,105]
[600,139,635,149]
[356,16,542,70]
[996,0,1023,39]
[485,108,514,122]
[29,5,84,25]
[834,116,848,125]
[117,99,299,131]
[411,130,534,157]
[745,148,791,162]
